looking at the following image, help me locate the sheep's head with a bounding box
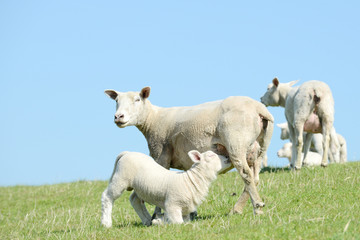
[260,78,298,107]
[105,87,151,128]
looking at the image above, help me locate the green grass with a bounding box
[1,162,359,239]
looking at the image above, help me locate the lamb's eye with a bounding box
[135,98,140,102]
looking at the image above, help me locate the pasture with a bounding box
[1,162,359,239]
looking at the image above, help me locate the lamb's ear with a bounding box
[140,87,151,99]
[188,150,202,163]
[104,90,118,100]
[288,80,299,87]
[272,77,279,87]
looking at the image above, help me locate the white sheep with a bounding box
[261,78,337,169]
[105,87,274,215]
[101,150,232,227]
[277,142,322,167]
[277,122,347,163]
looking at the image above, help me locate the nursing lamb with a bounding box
[101,150,232,227]
[260,78,337,169]
[105,87,274,215]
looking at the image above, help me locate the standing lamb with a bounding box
[101,150,232,227]
[105,87,274,215]
[260,78,337,169]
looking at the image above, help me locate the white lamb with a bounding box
[277,122,347,163]
[261,78,338,169]
[101,150,232,227]
[105,87,274,215]
[277,142,322,167]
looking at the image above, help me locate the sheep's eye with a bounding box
[135,98,141,102]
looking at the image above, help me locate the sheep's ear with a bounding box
[272,77,279,87]
[140,87,151,99]
[104,90,118,100]
[188,150,202,163]
[288,80,299,87]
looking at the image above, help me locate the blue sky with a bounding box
[1,1,359,186]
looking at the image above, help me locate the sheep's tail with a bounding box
[109,151,130,182]
[313,89,322,104]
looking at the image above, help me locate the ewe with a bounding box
[101,150,231,227]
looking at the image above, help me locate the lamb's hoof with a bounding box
[190,211,197,221]
[101,221,112,228]
[151,219,163,225]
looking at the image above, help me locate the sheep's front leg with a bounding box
[101,181,126,227]
[129,192,152,226]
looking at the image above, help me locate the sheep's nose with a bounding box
[114,114,124,120]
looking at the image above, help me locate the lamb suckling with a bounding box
[101,150,231,227]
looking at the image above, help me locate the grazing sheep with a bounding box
[261,78,337,169]
[105,87,274,215]
[277,122,346,163]
[101,150,232,227]
[277,142,322,167]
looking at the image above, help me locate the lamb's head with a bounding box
[277,122,290,140]
[260,78,298,107]
[104,87,151,128]
[188,150,232,174]
[277,142,292,160]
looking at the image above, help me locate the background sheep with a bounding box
[261,78,337,169]
[277,142,322,167]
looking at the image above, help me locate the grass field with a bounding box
[1,162,359,239]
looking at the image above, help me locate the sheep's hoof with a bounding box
[190,211,198,221]
[321,163,328,168]
[229,208,243,215]
[101,221,112,228]
[254,209,264,215]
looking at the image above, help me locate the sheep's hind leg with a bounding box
[130,192,152,226]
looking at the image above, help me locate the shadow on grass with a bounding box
[260,166,291,174]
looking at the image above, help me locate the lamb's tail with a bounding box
[109,151,130,181]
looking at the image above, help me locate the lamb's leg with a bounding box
[101,185,126,228]
[165,206,184,224]
[129,192,152,226]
